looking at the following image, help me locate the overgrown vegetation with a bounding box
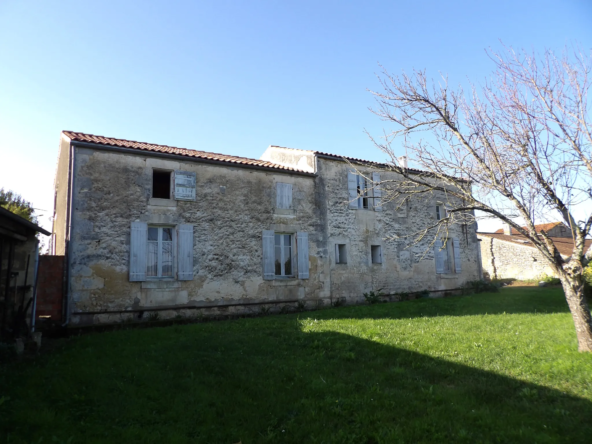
[1,287,592,443]
[363,288,384,304]
[539,274,562,286]
[0,188,36,223]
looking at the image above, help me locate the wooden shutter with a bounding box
[453,237,462,273]
[276,183,292,209]
[372,172,382,211]
[434,239,444,274]
[177,224,194,280]
[130,221,147,282]
[297,232,309,279]
[262,230,275,280]
[347,171,358,209]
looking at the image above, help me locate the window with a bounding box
[347,171,382,211]
[436,204,449,221]
[129,222,194,282]
[153,170,171,199]
[434,238,461,274]
[357,176,369,209]
[262,230,309,280]
[276,183,293,209]
[371,245,382,264]
[335,244,347,264]
[274,234,294,277]
[147,227,174,278]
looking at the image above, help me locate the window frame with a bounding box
[371,245,383,264]
[274,232,296,278]
[335,243,347,264]
[152,169,173,200]
[146,225,177,279]
[357,175,370,209]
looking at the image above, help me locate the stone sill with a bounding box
[148,198,177,207]
[142,280,181,289]
[272,279,300,286]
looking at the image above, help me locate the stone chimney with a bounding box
[503,223,513,235]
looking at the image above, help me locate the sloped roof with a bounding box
[63,131,314,175]
[477,232,591,257]
[493,222,563,234]
[268,145,426,175]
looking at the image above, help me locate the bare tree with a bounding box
[368,47,592,352]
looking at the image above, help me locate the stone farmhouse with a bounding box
[477,222,592,280]
[51,131,482,325]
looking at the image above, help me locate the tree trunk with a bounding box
[561,277,592,352]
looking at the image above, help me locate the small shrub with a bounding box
[332,297,346,307]
[417,289,431,299]
[584,264,592,298]
[394,291,410,301]
[363,289,384,304]
[462,280,500,294]
[296,300,306,311]
[540,274,561,285]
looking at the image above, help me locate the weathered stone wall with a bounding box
[478,235,557,280]
[318,158,481,303]
[68,147,325,325]
[52,135,71,255]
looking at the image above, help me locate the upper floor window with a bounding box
[153,170,171,199]
[335,244,347,264]
[371,245,383,264]
[348,171,382,211]
[276,183,293,209]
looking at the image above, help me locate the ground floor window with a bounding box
[275,233,294,277]
[147,226,174,278]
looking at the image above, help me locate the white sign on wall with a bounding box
[174,171,197,201]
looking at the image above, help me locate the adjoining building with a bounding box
[51,131,482,325]
[477,222,591,280]
[0,206,50,338]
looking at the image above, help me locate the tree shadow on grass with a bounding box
[1,316,591,443]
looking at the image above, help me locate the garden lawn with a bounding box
[1,287,592,443]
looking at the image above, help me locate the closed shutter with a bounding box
[453,237,462,273]
[262,230,275,280]
[297,232,309,279]
[177,224,194,280]
[372,172,382,211]
[434,239,444,274]
[130,221,147,282]
[347,171,358,209]
[276,183,292,209]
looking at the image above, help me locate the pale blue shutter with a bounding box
[177,224,194,280]
[297,232,309,279]
[453,237,462,273]
[276,183,292,209]
[372,172,382,212]
[130,222,147,282]
[262,230,275,280]
[434,239,444,274]
[347,171,358,209]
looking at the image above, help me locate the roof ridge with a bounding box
[61,131,314,175]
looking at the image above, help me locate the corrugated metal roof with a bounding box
[63,131,314,175]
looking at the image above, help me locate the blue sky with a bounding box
[1,0,591,232]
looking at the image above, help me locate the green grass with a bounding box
[1,287,592,443]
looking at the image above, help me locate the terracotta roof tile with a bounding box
[477,232,591,257]
[63,131,314,175]
[493,222,563,234]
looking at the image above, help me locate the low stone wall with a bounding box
[479,236,556,280]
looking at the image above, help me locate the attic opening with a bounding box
[152,170,171,199]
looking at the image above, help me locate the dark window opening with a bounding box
[153,170,171,199]
[371,245,382,264]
